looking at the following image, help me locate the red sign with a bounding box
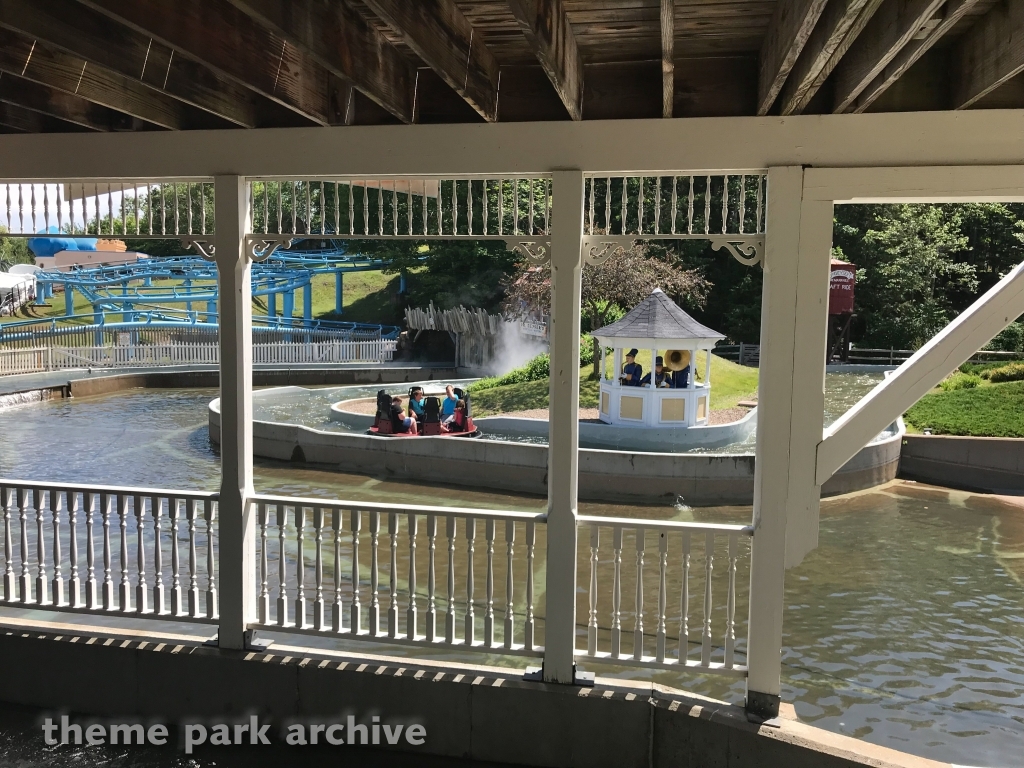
[829,260,855,315]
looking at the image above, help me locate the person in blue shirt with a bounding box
[671,365,690,389]
[408,387,426,422]
[441,385,459,418]
[640,356,672,388]
[620,349,643,387]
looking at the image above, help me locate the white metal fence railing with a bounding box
[576,517,752,675]
[0,339,397,375]
[250,495,547,657]
[1,480,219,623]
[0,347,49,375]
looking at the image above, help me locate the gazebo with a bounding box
[593,288,725,428]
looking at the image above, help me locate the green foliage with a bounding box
[985,362,1024,383]
[0,227,32,267]
[939,373,981,391]
[905,381,1024,437]
[470,336,595,391]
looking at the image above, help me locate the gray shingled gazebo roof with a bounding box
[592,288,725,349]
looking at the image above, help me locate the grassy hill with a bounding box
[905,380,1024,437]
[472,352,758,416]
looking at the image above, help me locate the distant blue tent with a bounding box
[27,226,98,257]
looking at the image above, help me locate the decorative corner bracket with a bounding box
[710,237,764,267]
[504,238,551,265]
[581,236,636,266]
[180,238,215,261]
[247,236,296,262]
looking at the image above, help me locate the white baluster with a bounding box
[17,489,30,603]
[277,505,289,626]
[332,508,343,632]
[484,519,495,648]
[368,511,380,636]
[611,526,623,658]
[504,520,515,650]
[350,509,362,634]
[525,520,535,651]
[704,175,711,235]
[152,497,164,614]
[84,493,98,608]
[445,515,456,644]
[722,174,729,234]
[313,508,325,630]
[588,525,599,656]
[679,531,691,662]
[701,531,715,666]
[295,506,307,629]
[100,495,114,610]
[135,495,148,615]
[205,500,217,619]
[50,490,64,607]
[725,532,738,669]
[2,487,13,601]
[34,489,48,606]
[465,516,476,646]
[387,512,398,638]
[634,527,645,661]
[186,500,199,617]
[426,514,437,642]
[656,531,668,662]
[118,495,131,612]
[407,513,418,640]
[258,504,269,624]
[169,498,182,616]
[671,176,678,234]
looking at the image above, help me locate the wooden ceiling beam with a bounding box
[852,0,982,113]
[0,27,194,129]
[757,0,830,115]
[79,0,332,126]
[361,0,498,122]
[832,0,945,113]
[0,0,264,128]
[777,0,885,115]
[0,72,137,131]
[0,101,88,132]
[507,0,584,121]
[951,0,1024,110]
[661,0,674,118]
[224,0,416,124]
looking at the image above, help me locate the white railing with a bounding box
[0,479,218,623]
[250,494,546,657]
[0,347,49,375]
[0,339,397,375]
[576,517,752,675]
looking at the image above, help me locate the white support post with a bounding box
[543,169,584,684]
[745,167,832,718]
[214,175,256,651]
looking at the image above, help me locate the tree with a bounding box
[0,226,32,268]
[501,244,710,375]
[834,204,972,348]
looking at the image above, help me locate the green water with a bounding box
[0,388,1021,766]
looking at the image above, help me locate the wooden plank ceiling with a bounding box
[0,0,1018,134]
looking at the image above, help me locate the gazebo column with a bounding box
[214,174,256,651]
[745,167,831,718]
[544,169,585,684]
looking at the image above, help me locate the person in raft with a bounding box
[443,398,467,432]
[441,384,459,419]
[391,396,416,433]
[621,348,643,386]
[640,356,672,388]
[408,387,427,423]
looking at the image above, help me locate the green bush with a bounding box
[470,335,594,392]
[986,362,1024,383]
[939,373,981,391]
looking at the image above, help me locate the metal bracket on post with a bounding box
[523,664,594,687]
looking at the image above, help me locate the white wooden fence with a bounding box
[0,338,397,375]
